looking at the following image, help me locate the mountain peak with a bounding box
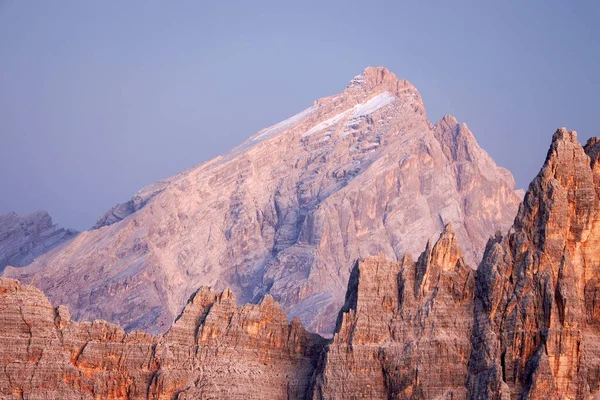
[542,128,583,173]
[440,114,459,126]
[433,114,477,163]
[514,127,596,253]
[552,127,578,144]
[345,66,424,118]
[469,128,600,399]
[4,66,522,337]
[584,136,600,167]
[347,66,412,91]
[430,222,464,271]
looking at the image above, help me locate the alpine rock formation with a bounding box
[0,277,325,399]
[4,67,522,335]
[468,129,600,399]
[311,224,475,399]
[0,211,77,273]
[2,129,600,399]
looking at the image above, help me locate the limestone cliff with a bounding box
[3,126,600,399]
[0,227,477,399]
[311,224,475,399]
[467,129,600,399]
[0,278,325,399]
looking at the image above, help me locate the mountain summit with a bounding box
[4,67,522,335]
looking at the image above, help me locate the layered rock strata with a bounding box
[3,127,600,400]
[0,278,325,399]
[0,227,478,399]
[311,224,475,399]
[467,129,600,399]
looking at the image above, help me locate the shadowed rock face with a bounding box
[0,278,325,400]
[467,129,600,399]
[0,211,77,272]
[311,224,475,399]
[3,67,522,336]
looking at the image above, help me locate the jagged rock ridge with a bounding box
[4,66,522,335]
[0,211,77,273]
[468,129,600,399]
[3,127,600,399]
[0,228,477,400]
[311,224,475,399]
[0,277,325,399]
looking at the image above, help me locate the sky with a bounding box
[0,1,599,231]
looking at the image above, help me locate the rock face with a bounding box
[0,211,77,273]
[0,277,325,399]
[0,227,476,399]
[311,224,475,399]
[3,126,600,399]
[4,66,522,335]
[467,129,600,399]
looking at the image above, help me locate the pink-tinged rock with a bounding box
[312,224,475,399]
[0,278,325,399]
[4,67,522,337]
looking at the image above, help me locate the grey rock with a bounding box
[0,211,77,272]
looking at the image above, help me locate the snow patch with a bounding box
[218,105,318,165]
[302,110,351,137]
[351,92,396,118]
[252,106,317,141]
[347,73,365,88]
[303,92,396,138]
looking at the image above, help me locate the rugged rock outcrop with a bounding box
[311,224,475,399]
[0,211,77,273]
[4,66,522,335]
[4,126,600,399]
[467,129,600,399]
[0,228,479,400]
[0,277,325,399]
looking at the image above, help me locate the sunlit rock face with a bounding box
[4,127,600,399]
[0,277,325,400]
[311,224,475,399]
[468,129,600,399]
[4,66,522,336]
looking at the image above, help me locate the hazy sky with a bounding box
[1,1,598,230]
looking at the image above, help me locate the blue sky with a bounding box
[1,1,598,230]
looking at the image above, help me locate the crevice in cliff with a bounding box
[333,260,360,334]
[500,350,507,384]
[18,306,34,361]
[72,342,88,366]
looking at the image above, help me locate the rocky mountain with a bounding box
[2,128,600,399]
[4,67,522,335]
[310,125,600,399]
[0,211,77,273]
[0,231,473,400]
[468,129,600,399]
